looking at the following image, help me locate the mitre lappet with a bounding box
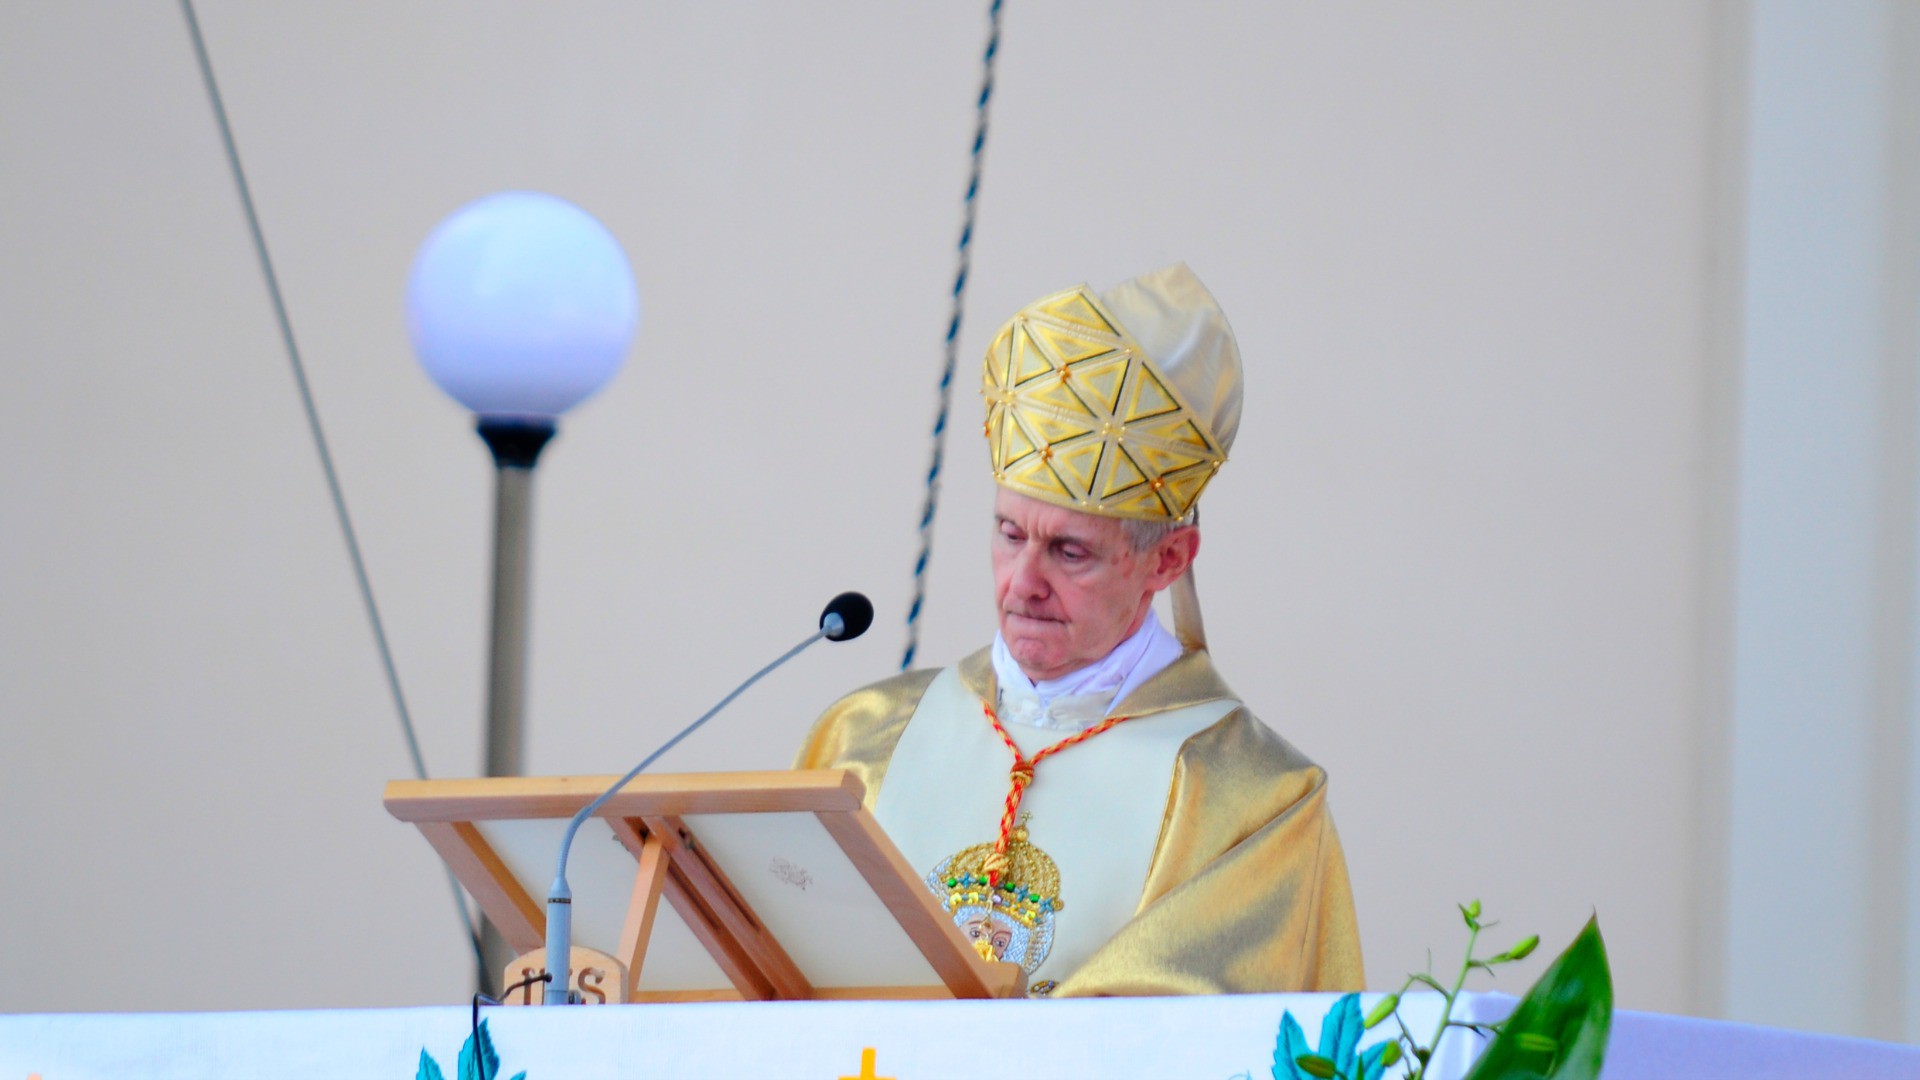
[981,261,1243,648]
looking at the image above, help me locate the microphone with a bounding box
[820,590,873,641]
[540,592,871,1004]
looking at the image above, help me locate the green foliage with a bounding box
[1364,995,1400,1029]
[1495,936,1539,963]
[1461,917,1611,1080]
[1254,905,1612,1080]
[1296,1054,1338,1078]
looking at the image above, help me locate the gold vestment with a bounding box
[796,647,1364,996]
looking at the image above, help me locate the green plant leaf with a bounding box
[1273,1011,1315,1080]
[1462,915,1612,1080]
[416,1049,447,1080]
[1295,1054,1338,1079]
[1319,993,1363,1076]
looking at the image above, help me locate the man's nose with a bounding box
[1008,544,1050,598]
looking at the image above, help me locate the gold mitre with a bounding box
[982,263,1244,522]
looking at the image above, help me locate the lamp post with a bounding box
[406,191,640,987]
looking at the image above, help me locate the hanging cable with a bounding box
[178,0,483,977]
[902,0,1006,670]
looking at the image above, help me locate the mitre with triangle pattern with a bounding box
[981,263,1243,522]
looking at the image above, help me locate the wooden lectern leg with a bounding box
[612,817,774,1000]
[610,820,669,997]
[661,867,772,999]
[416,821,543,952]
[642,814,814,1001]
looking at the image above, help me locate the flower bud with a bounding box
[1503,935,1539,961]
[1296,1053,1337,1078]
[1460,899,1482,928]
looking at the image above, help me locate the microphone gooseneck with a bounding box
[541,591,871,1004]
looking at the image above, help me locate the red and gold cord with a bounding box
[977,699,1133,885]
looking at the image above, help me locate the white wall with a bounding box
[0,0,1882,1034]
[1725,0,1920,1040]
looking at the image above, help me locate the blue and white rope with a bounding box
[902,0,1005,671]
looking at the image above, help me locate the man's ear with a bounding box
[1149,527,1200,590]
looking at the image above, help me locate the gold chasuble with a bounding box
[795,647,1364,997]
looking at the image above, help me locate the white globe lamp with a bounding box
[405,191,639,988]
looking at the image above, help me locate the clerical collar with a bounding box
[990,610,1184,732]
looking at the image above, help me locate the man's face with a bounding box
[991,488,1196,682]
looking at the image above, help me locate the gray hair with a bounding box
[1118,510,1198,552]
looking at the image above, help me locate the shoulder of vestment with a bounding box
[1147,701,1330,889]
[793,665,944,807]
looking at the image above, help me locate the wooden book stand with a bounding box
[384,769,1026,1003]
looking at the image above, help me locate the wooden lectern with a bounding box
[384,768,1026,1003]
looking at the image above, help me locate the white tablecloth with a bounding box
[5,991,1915,1079]
[1,992,1473,1080]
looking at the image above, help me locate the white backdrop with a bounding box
[4,0,1910,1040]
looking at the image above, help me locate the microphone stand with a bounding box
[540,615,849,1004]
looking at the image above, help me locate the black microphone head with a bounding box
[820,591,874,641]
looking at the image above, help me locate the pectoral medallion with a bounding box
[924,823,1062,978]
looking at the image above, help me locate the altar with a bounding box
[0,992,1523,1080]
[7,992,1920,1079]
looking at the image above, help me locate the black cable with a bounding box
[176,0,484,979]
[472,971,551,1055]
